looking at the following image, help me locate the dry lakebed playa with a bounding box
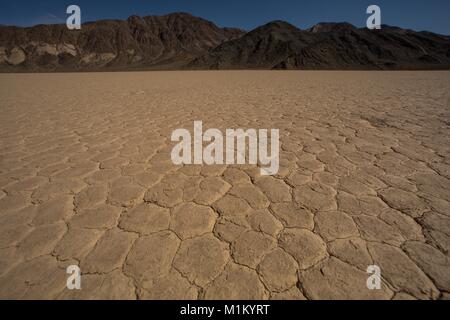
[0,71,449,300]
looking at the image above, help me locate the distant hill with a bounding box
[1,13,449,71]
[190,21,450,70]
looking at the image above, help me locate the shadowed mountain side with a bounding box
[1,14,450,71]
[189,21,450,70]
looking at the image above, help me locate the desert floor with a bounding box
[0,71,449,300]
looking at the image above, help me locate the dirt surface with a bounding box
[0,71,449,300]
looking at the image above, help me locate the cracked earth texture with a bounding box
[0,71,449,300]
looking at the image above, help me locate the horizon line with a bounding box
[1,11,449,37]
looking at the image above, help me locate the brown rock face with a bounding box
[1,14,450,71]
[0,12,244,71]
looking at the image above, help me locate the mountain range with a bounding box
[1,12,449,71]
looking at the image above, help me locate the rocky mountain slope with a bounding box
[190,21,450,70]
[0,12,243,71]
[1,13,449,71]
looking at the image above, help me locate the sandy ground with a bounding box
[0,71,449,300]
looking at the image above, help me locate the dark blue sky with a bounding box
[1,0,449,35]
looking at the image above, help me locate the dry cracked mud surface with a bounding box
[0,71,449,300]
